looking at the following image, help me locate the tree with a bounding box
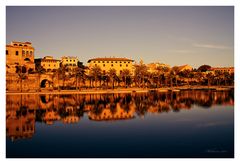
[120,69,132,88]
[108,68,117,89]
[206,72,214,87]
[16,66,27,92]
[57,65,68,90]
[223,72,230,86]
[179,69,191,87]
[197,65,211,72]
[195,71,204,86]
[134,63,148,88]
[74,65,86,90]
[89,65,102,88]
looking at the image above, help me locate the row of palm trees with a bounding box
[17,63,234,91]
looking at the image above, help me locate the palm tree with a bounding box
[120,69,132,88]
[195,71,204,86]
[180,69,191,87]
[223,72,230,86]
[162,67,170,87]
[108,68,117,89]
[89,65,102,88]
[214,70,223,86]
[206,72,214,88]
[134,63,148,88]
[57,65,68,90]
[16,66,27,92]
[74,65,86,90]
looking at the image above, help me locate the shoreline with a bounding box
[6,86,234,95]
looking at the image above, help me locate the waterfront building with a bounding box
[61,56,78,70]
[177,64,193,72]
[35,56,61,72]
[6,41,35,73]
[211,67,234,74]
[147,62,171,74]
[87,57,134,75]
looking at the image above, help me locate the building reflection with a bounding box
[6,90,234,141]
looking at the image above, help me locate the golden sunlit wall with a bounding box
[40,56,60,71]
[6,41,35,72]
[61,56,78,70]
[87,58,134,76]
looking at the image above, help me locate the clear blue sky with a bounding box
[6,6,234,68]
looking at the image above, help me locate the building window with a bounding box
[128,61,130,63]
[126,64,128,67]
[107,61,109,63]
[19,44,22,46]
[120,61,122,63]
[14,44,17,46]
[66,60,68,62]
[98,61,100,63]
[54,64,56,67]
[30,51,32,55]
[95,64,97,66]
[49,64,50,67]
[120,64,122,67]
[70,60,72,62]
[115,61,117,63]
[103,61,105,63]
[94,61,96,63]
[16,51,19,56]
[124,62,126,63]
[111,64,113,67]
[111,61,113,63]
[103,64,105,67]
[6,50,8,55]
[26,51,29,55]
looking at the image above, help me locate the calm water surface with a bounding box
[6,90,234,157]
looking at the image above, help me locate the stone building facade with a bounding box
[61,56,78,70]
[6,41,35,74]
[35,56,61,72]
[87,57,134,75]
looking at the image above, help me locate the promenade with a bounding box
[6,86,234,95]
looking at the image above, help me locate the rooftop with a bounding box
[87,57,134,63]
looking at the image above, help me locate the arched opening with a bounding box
[24,58,31,62]
[41,79,51,88]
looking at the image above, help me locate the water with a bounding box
[6,90,234,158]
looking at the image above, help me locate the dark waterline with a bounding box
[6,90,234,158]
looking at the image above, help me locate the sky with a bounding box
[6,6,234,68]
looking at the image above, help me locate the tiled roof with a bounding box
[87,57,134,63]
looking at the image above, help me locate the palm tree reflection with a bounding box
[6,90,234,141]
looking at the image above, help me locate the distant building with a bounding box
[177,64,193,72]
[147,62,171,73]
[61,56,78,70]
[6,41,35,73]
[35,56,61,72]
[87,57,134,75]
[211,67,234,74]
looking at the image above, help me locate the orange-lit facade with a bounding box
[87,57,134,75]
[6,41,35,73]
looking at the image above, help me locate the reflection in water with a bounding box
[6,90,234,141]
